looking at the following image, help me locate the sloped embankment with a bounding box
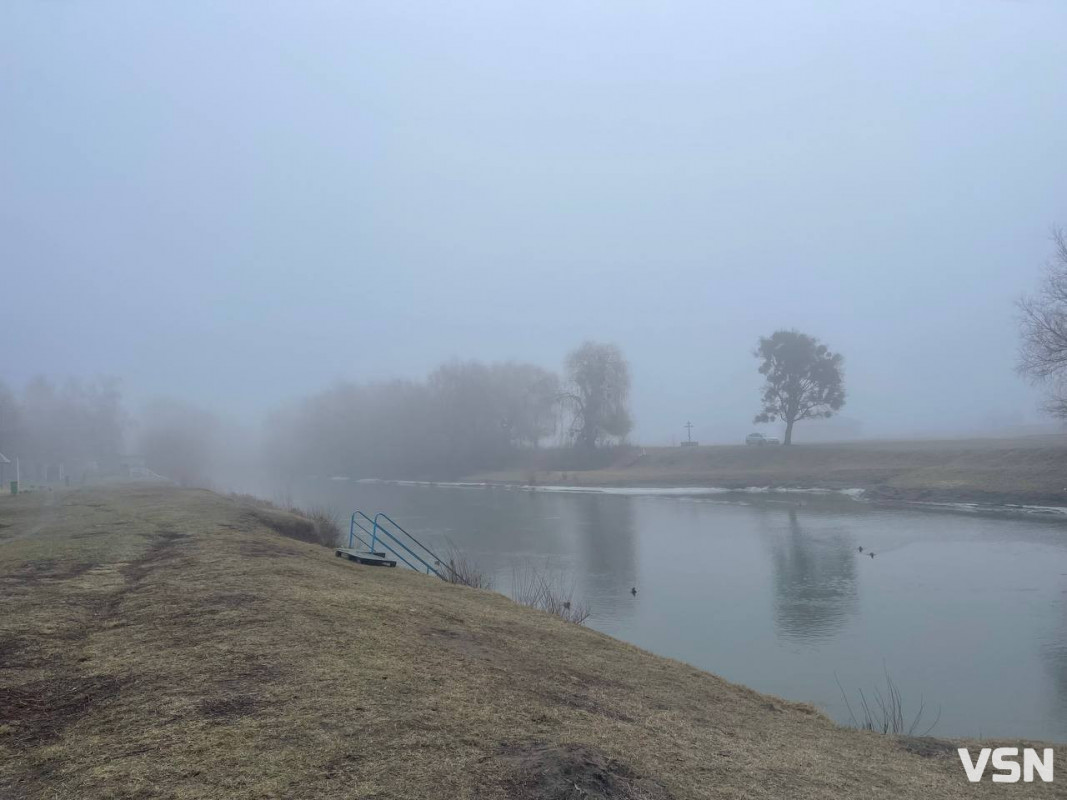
[0,486,1059,799]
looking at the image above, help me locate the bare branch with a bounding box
[1018,226,1067,418]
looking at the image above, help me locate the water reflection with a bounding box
[1043,589,1067,732]
[295,479,1067,740]
[767,511,857,643]
[564,493,638,602]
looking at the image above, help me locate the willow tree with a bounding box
[563,341,632,449]
[753,330,845,445]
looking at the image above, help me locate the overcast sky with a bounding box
[3,1,1065,444]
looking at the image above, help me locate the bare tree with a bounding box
[16,376,126,475]
[562,342,633,449]
[490,362,560,447]
[1018,228,1067,417]
[263,359,562,480]
[754,330,845,445]
[429,361,509,469]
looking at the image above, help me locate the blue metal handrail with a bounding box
[349,511,426,573]
[372,512,453,579]
[349,510,426,573]
[347,509,455,579]
[348,512,377,551]
[371,518,441,577]
[372,528,436,574]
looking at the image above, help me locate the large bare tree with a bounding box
[562,342,633,450]
[1018,228,1067,418]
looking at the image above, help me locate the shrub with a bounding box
[231,493,342,548]
[511,563,590,624]
[304,507,343,547]
[835,669,941,736]
[440,548,494,589]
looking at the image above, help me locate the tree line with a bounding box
[263,341,635,480]
[0,377,125,481]
[0,331,857,487]
[256,329,851,480]
[0,379,245,488]
[10,222,1067,487]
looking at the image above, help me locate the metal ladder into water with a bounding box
[335,511,453,579]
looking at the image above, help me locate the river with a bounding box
[292,479,1067,742]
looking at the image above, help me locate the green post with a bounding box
[9,481,16,495]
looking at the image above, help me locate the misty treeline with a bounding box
[265,341,633,480]
[6,222,1065,487]
[0,377,125,480]
[0,377,248,487]
[0,330,851,490]
[0,341,634,487]
[136,398,256,488]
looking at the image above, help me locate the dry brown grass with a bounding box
[228,493,343,547]
[0,485,1061,799]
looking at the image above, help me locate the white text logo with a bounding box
[958,748,1054,783]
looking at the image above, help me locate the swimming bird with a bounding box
[869,552,876,559]
[631,587,637,596]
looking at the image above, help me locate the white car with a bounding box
[745,432,781,446]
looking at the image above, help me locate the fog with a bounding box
[3,1,1066,459]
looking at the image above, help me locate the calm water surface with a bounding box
[294,480,1067,742]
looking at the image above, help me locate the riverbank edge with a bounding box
[452,439,1067,513]
[355,472,1067,518]
[2,485,1061,798]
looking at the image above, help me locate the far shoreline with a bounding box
[445,436,1067,516]
[350,476,1067,521]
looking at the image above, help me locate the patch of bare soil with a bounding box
[424,626,501,663]
[540,690,635,723]
[82,529,190,623]
[3,560,97,585]
[214,658,284,688]
[0,675,124,747]
[0,637,36,670]
[500,742,673,800]
[194,657,282,725]
[0,635,58,671]
[198,694,262,722]
[119,529,187,584]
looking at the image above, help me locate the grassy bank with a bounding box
[0,486,1060,799]
[469,436,1067,507]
